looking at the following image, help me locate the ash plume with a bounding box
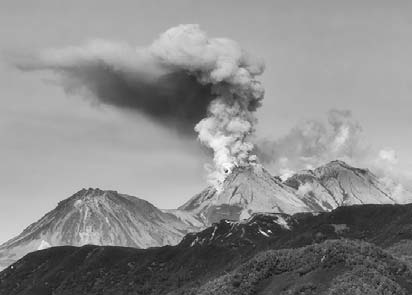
[12,24,265,187]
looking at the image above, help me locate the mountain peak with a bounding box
[179,163,311,225]
[318,160,370,174]
[0,189,198,270]
[179,160,412,227]
[74,187,117,197]
[326,159,349,166]
[284,159,410,211]
[56,188,121,209]
[315,160,371,177]
[223,164,274,186]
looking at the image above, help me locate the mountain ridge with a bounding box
[2,203,412,294]
[0,188,198,270]
[177,160,411,225]
[285,160,408,210]
[1,160,410,270]
[178,165,312,225]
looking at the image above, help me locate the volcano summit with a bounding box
[172,160,412,226]
[0,161,410,270]
[177,164,311,225]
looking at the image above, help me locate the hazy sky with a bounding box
[1,0,412,244]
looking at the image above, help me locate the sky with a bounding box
[1,0,412,244]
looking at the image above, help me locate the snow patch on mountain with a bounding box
[180,212,297,247]
[37,240,51,250]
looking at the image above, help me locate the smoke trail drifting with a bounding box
[256,109,366,178]
[12,24,265,187]
[256,109,412,194]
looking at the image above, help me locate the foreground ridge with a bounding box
[2,203,412,294]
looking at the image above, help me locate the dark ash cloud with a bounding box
[12,24,265,186]
[13,44,215,136]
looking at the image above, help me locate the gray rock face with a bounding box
[0,188,198,270]
[1,160,409,270]
[177,161,412,226]
[178,165,312,226]
[285,160,412,210]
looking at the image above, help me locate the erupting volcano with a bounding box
[15,24,265,188]
[7,23,412,276]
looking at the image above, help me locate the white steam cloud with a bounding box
[13,24,407,193]
[12,24,265,187]
[256,109,410,190]
[256,109,366,177]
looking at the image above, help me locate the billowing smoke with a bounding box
[256,109,411,191]
[12,24,265,188]
[256,109,366,179]
[374,149,412,199]
[256,110,411,197]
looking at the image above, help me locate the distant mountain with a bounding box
[1,160,410,271]
[0,188,197,270]
[285,160,411,210]
[178,165,312,225]
[2,203,412,295]
[177,160,411,226]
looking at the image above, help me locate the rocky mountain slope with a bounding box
[0,188,197,270]
[1,160,409,271]
[2,203,412,295]
[285,160,410,210]
[182,203,412,250]
[179,213,296,248]
[178,165,312,225]
[176,160,411,225]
